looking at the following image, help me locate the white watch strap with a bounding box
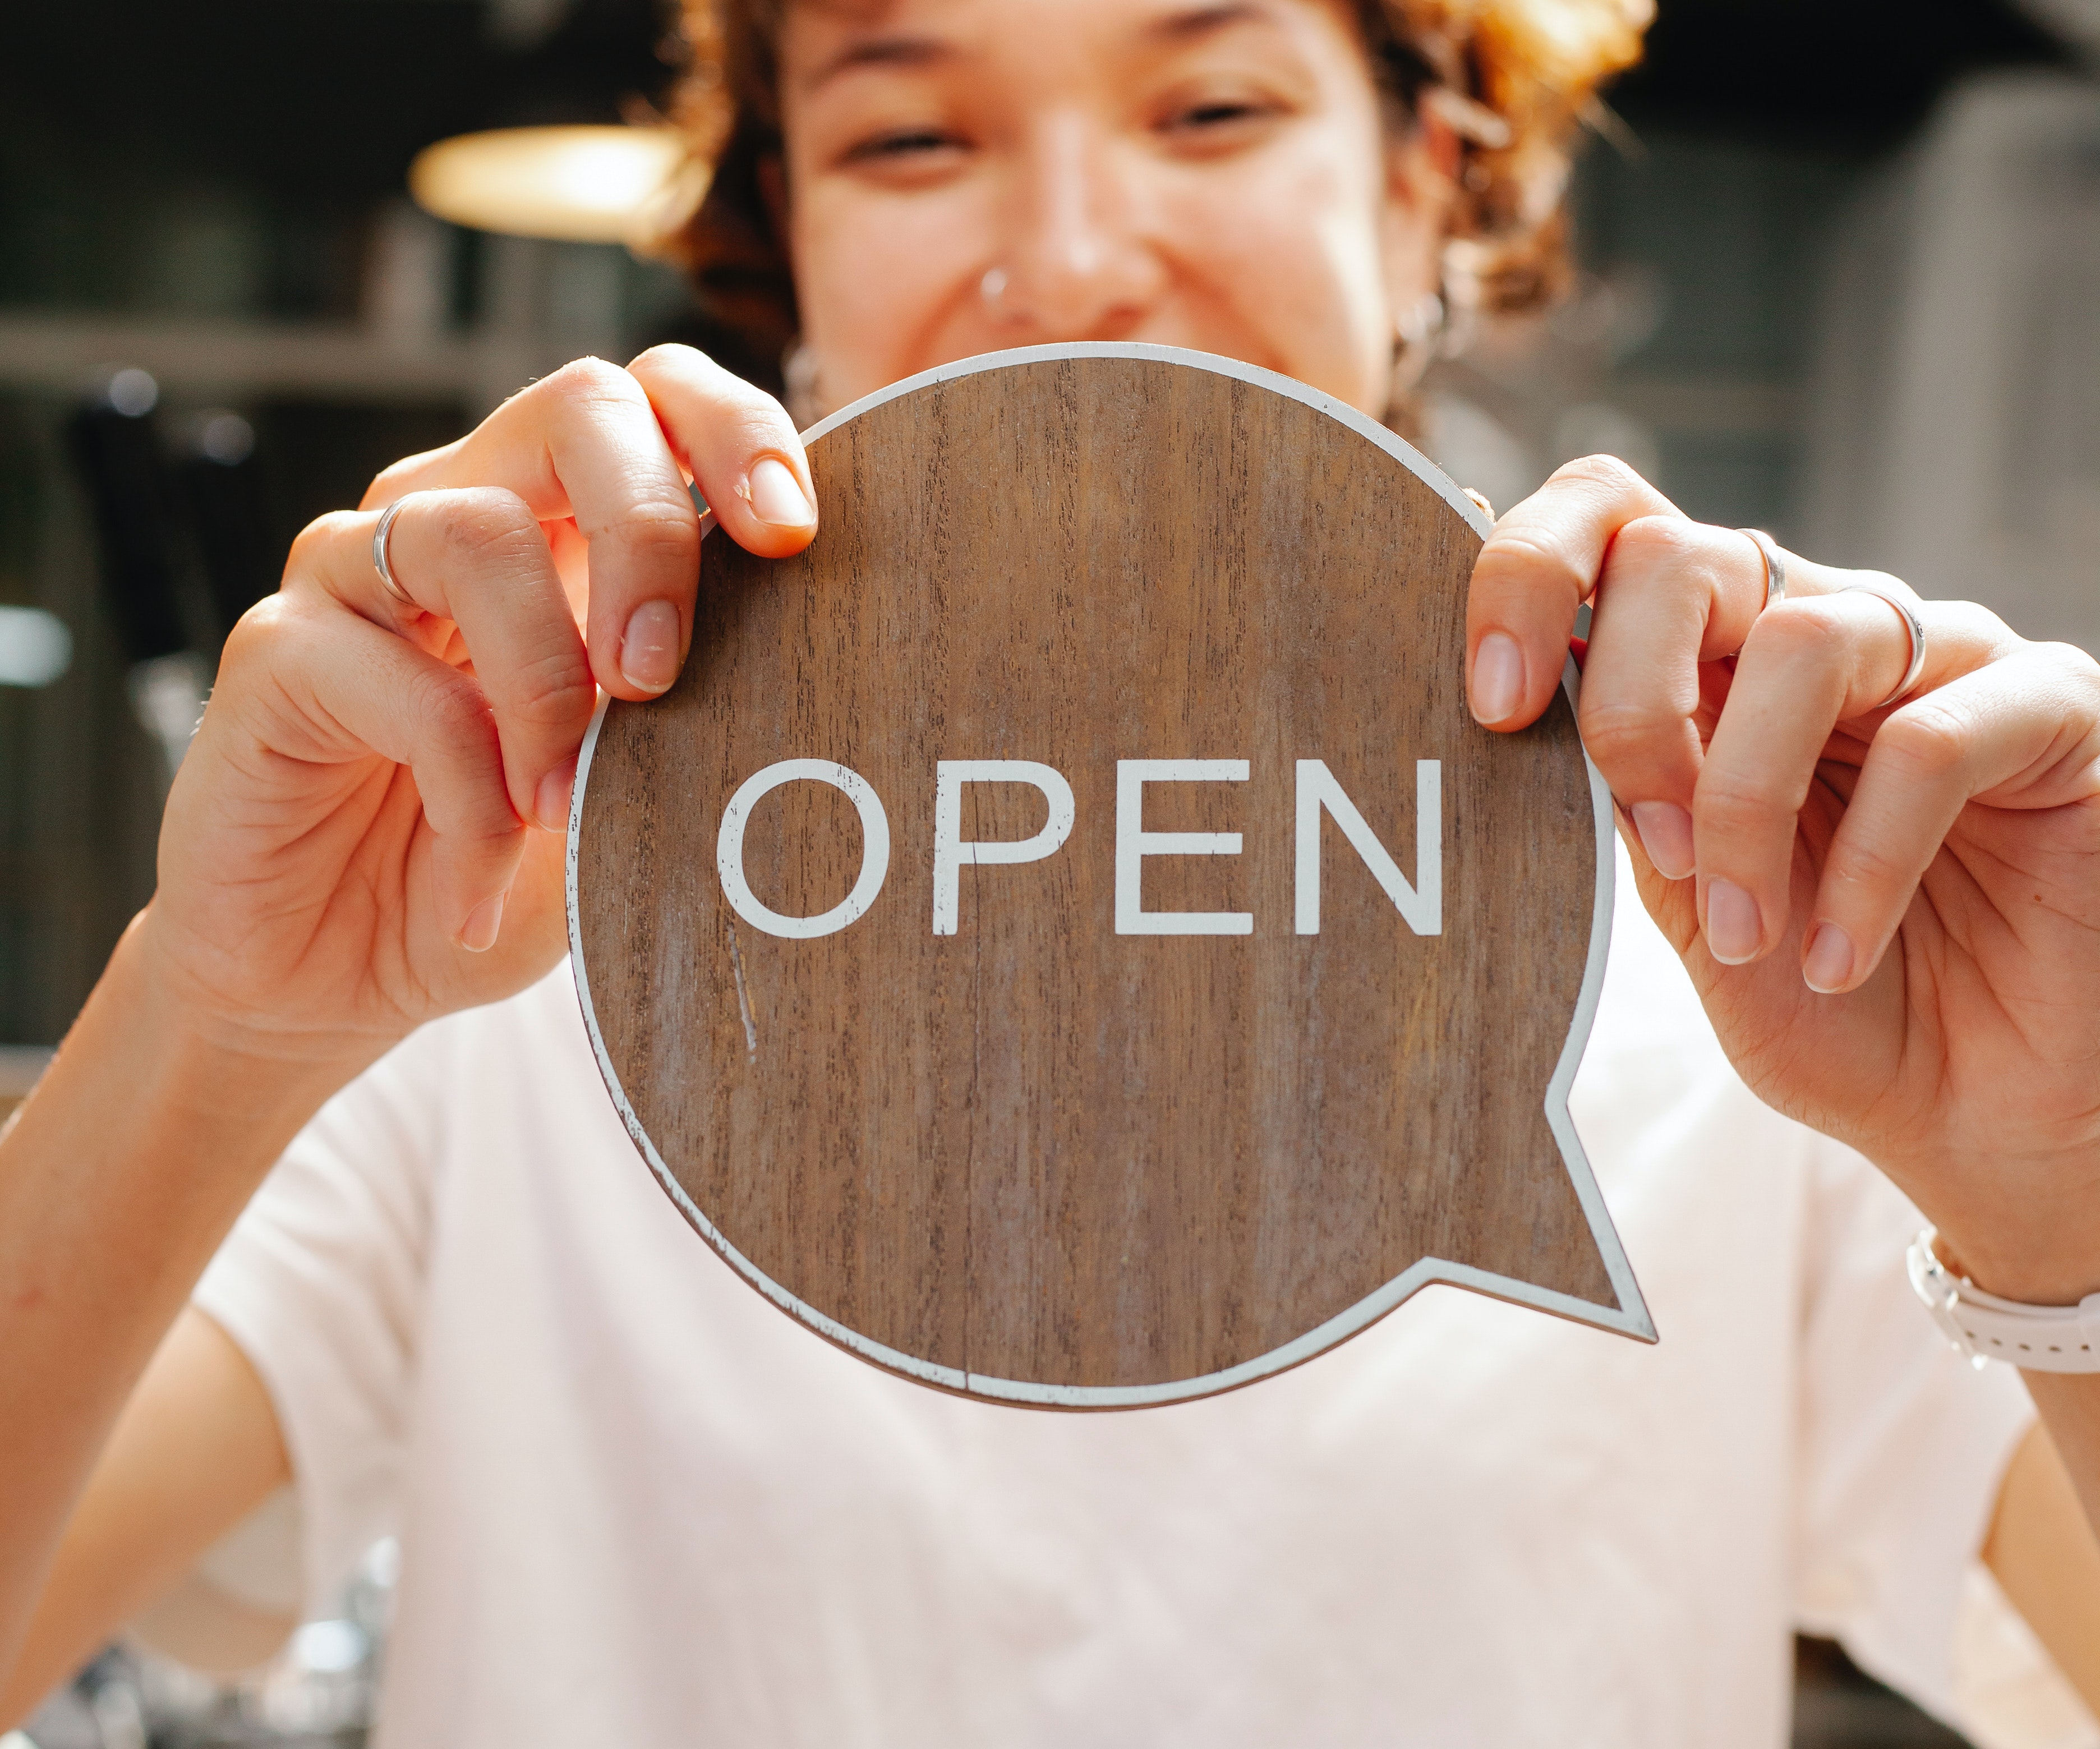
[1907,1229,2100,1373]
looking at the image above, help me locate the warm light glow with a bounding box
[408,126,699,246]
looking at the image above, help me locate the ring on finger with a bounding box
[1839,576,1928,709]
[1738,527,1786,610]
[372,496,418,611]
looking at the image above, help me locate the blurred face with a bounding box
[776,0,1454,417]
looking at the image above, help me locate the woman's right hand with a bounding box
[141,347,819,1075]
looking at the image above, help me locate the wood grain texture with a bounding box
[575,352,1623,1403]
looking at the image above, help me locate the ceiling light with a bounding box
[408,126,699,246]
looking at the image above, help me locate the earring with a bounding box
[1389,292,1447,400]
[980,266,1010,317]
[782,338,823,428]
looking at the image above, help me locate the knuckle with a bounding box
[1745,597,1846,660]
[601,500,701,572]
[628,341,715,379]
[1829,831,1909,894]
[1553,453,1647,496]
[2035,638,2100,687]
[652,351,795,443]
[1945,599,2010,645]
[720,377,799,435]
[413,666,497,745]
[1877,703,1968,778]
[1477,529,1590,607]
[367,459,412,504]
[1577,697,1683,773]
[438,487,541,570]
[632,342,784,421]
[217,593,299,671]
[697,394,800,463]
[725,406,802,463]
[409,678,522,839]
[507,647,597,730]
[1607,514,1697,570]
[1694,770,1789,839]
[286,509,360,574]
[540,355,637,412]
[365,443,449,508]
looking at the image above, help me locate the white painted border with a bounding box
[568,342,1653,1411]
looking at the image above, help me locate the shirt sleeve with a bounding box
[1792,1139,2037,1724]
[1954,1566,2100,1749]
[193,1032,443,1621]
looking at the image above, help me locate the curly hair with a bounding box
[654,0,1650,385]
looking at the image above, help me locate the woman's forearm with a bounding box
[2021,1379,2100,1576]
[1987,1411,2100,1715]
[0,912,353,1683]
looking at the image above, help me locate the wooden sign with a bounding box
[569,344,1651,1409]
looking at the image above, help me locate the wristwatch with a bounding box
[1908,1228,2100,1373]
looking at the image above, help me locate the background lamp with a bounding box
[407,125,698,245]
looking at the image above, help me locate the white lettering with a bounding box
[1294,758,1441,936]
[932,761,1076,935]
[1115,760,1252,936]
[717,759,891,939]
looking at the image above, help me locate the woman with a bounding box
[5,0,2100,1741]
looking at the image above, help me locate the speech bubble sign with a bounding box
[569,344,1652,1409]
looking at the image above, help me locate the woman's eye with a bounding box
[842,128,962,166]
[1158,93,1285,142]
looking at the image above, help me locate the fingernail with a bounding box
[459,891,505,954]
[1703,878,1763,965]
[1803,921,1855,994]
[745,456,815,528]
[1629,802,1695,881]
[536,754,578,833]
[1470,632,1525,724]
[620,599,681,694]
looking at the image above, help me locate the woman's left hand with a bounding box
[1468,457,2100,1304]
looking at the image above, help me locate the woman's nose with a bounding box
[989,114,1165,339]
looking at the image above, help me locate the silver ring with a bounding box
[1739,528,1786,609]
[372,496,416,610]
[1839,576,1928,709]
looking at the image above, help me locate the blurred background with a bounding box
[1,0,2096,1743]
